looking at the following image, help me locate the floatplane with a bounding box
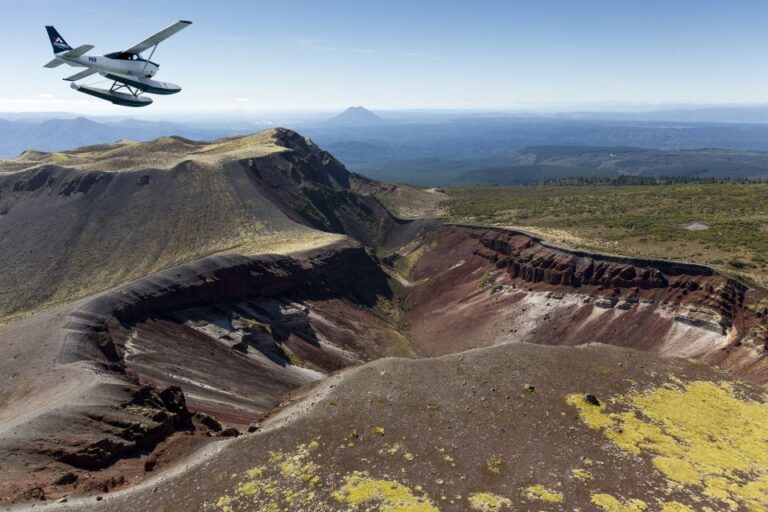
[44,21,192,107]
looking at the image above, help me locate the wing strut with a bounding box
[141,44,158,75]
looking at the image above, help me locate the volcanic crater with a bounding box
[0,129,766,511]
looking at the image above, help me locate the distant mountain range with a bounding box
[327,106,385,126]
[9,108,768,186]
[303,115,768,185]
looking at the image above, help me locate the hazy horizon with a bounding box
[10,103,768,124]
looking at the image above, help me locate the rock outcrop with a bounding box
[53,385,192,471]
[472,227,748,334]
[0,243,412,502]
[405,225,767,383]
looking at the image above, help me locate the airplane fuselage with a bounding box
[54,53,159,78]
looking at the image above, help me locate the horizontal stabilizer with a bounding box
[63,44,95,58]
[43,58,63,68]
[64,68,98,81]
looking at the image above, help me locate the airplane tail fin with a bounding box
[45,26,72,54]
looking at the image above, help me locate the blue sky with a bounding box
[2,0,768,115]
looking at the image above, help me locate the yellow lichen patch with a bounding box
[524,484,564,503]
[211,444,320,511]
[468,492,512,511]
[568,380,768,511]
[591,493,647,512]
[332,471,439,512]
[237,481,261,496]
[661,502,695,512]
[485,455,504,474]
[653,456,700,485]
[245,467,262,478]
[373,426,386,436]
[382,443,403,455]
[279,449,320,483]
[572,468,593,481]
[215,495,233,512]
[565,394,614,430]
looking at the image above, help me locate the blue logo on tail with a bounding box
[45,26,72,54]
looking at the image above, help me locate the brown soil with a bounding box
[34,343,767,512]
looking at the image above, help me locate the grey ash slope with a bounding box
[0,128,415,319]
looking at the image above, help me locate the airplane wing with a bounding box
[64,68,98,81]
[122,20,192,55]
[63,44,94,58]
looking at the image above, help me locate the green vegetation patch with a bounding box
[444,182,768,287]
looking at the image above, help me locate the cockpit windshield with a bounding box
[105,52,158,66]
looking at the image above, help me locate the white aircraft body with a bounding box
[43,21,192,107]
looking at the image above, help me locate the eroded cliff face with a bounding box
[404,225,768,383]
[0,244,411,503]
[96,245,412,425]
